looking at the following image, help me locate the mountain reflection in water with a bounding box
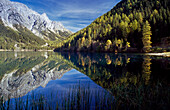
[0,52,169,110]
[0,52,71,100]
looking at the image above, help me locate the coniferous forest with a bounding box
[55,0,170,53]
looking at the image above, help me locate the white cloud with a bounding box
[64,26,83,33]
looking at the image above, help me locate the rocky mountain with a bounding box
[0,0,72,49]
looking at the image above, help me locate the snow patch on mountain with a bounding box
[0,0,71,39]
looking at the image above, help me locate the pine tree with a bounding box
[81,37,85,46]
[142,21,152,52]
[88,35,92,46]
[68,43,71,49]
[138,12,143,23]
[88,28,92,36]
[131,19,138,31]
[76,39,81,49]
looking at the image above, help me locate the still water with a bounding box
[0,51,169,110]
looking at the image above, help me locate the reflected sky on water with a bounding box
[0,51,169,109]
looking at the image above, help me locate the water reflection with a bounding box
[0,52,169,109]
[61,52,170,109]
[142,56,152,85]
[0,52,71,100]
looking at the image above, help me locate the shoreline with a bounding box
[144,52,170,57]
[0,49,53,52]
[1,49,170,57]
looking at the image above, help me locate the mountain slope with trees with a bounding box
[0,0,72,50]
[0,19,71,50]
[55,0,170,53]
[0,20,46,50]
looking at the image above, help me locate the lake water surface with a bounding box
[0,52,169,110]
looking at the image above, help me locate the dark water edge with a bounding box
[59,52,170,109]
[0,52,169,110]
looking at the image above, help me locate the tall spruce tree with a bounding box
[142,21,152,52]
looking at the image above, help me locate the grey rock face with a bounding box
[0,0,71,39]
[0,66,71,101]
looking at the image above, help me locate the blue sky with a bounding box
[11,0,120,32]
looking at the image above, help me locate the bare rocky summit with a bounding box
[0,0,72,39]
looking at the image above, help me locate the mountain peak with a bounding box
[41,13,49,19]
[0,0,71,39]
[42,13,48,18]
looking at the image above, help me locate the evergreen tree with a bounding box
[131,19,138,31]
[142,21,152,52]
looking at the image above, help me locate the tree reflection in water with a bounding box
[0,52,169,110]
[61,52,170,109]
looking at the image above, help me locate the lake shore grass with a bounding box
[0,80,169,110]
[0,84,113,110]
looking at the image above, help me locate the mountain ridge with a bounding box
[0,0,72,38]
[0,0,72,50]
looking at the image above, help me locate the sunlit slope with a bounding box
[56,0,170,52]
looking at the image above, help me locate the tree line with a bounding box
[55,0,170,53]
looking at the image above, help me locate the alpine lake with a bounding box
[0,51,169,110]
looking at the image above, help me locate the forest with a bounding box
[55,0,170,53]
